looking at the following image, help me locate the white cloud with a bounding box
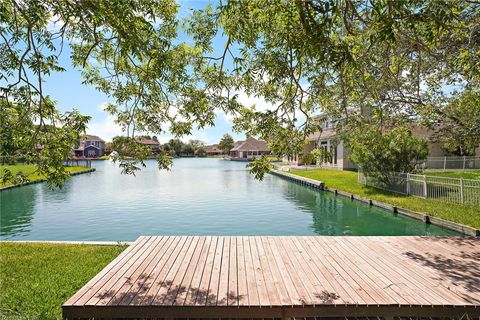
[215,88,277,124]
[87,115,124,142]
[97,102,110,112]
[236,91,276,112]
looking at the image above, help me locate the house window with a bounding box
[331,144,337,165]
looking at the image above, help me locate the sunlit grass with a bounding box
[425,169,480,180]
[0,242,125,319]
[0,164,90,187]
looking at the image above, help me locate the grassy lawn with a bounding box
[425,169,480,180]
[0,242,125,319]
[0,164,90,188]
[290,169,480,229]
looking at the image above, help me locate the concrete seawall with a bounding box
[270,169,479,236]
[270,169,324,189]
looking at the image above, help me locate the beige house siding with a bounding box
[427,142,446,157]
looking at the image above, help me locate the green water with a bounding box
[0,158,459,240]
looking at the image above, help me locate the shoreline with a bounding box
[270,169,479,237]
[0,168,96,192]
[0,240,131,245]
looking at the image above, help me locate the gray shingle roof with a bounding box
[231,137,270,152]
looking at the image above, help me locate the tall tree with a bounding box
[2,0,479,184]
[186,0,480,176]
[433,90,480,156]
[0,0,200,184]
[218,134,234,154]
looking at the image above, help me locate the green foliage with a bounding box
[1,0,197,184]
[218,134,234,154]
[181,143,194,156]
[309,148,333,166]
[1,168,28,186]
[162,138,205,157]
[246,156,272,181]
[104,142,113,155]
[301,152,314,166]
[346,125,429,184]
[0,164,89,188]
[433,90,480,156]
[110,136,152,175]
[0,242,124,319]
[186,0,480,179]
[195,145,207,157]
[157,152,173,171]
[2,0,479,182]
[425,170,480,180]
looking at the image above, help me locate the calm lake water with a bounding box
[0,158,458,240]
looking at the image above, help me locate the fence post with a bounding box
[406,173,410,195]
[443,156,446,172]
[463,155,466,171]
[423,175,428,198]
[460,178,464,204]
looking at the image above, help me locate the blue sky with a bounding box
[41,0,256,144]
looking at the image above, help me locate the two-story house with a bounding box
[286,112,468,170]
[284,114,357,170]
[136,137,162,154]
[74,135,106,158]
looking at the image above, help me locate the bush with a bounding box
[346,125,428,184]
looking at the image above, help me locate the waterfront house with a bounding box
[284,127,357,170]
[205,144,223,156]
[74,135,105,158]
[229,137,271,160]
[136,137,162,154]
[285,113,473,170]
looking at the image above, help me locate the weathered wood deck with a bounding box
[63,236,479,319]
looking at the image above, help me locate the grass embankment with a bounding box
[0,242,125,319]
[425,170,480,180]
[290,169,480,229]
[0,164,90,188]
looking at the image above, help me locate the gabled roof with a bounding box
[306,124,439,142]
[205,144,222,152]
[82,135,105,142]
[84,144,100,150]
[307,128,337,141]
[231,137,270,152]
[233,141,244,148]
[136,138,160,145]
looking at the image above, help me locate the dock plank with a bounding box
[63,236,480,319]
[236,236,249,306]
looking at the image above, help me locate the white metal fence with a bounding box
[358,172,480,205]
[417,156,480,171]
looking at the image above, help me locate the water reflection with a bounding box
[0,159,460,240]
[281,181,457,236]
[0,185,37,238]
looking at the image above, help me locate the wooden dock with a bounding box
[63,236,479,319]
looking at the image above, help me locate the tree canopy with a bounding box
[1,0,479,185]
[218,133,234,154]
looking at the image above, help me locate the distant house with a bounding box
[205,144,223,156]
[74,135,105,158]
[136,137,162,154]
[229,137,271,160]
